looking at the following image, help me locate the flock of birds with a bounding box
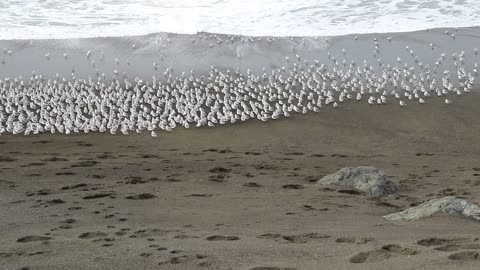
[0,32,479,137]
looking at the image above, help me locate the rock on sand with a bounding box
[317,166,398,197]
[384,196,480,221]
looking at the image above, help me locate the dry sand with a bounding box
[1,92,479,270]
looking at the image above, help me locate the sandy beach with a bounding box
[1,5,480,266]
[1,90,480,269]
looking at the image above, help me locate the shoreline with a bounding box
[1,26,479,79]
[1,26,479,42]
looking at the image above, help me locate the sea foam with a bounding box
[1,0,480,40]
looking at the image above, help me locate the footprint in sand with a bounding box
[283,233,330,244]
[0,252,13,258]
[45,199,66,205]
[42,157,68,162]
[381,244,417,255]
[257,233,282,240]
[138,154,160,159]
[206,235,240,241]
[22,162,46,167]
[185,194,213,197]
[349,244,417,263]
[32,140,50,144]
[435,243,480,252]
[350,249,391,263]
[243,182,263,187]
[245,151,261,155]
[129,229,169,239]
[336,237,357,243]
[28,251,50,256]
[336,237,374,244]
[209,167,231,173]
[209,174,228,182]
[70,160,98,167]
[203,148,219,152]
[159,254,207,265]
[0,155,17,162]
[174,234,200,239]
[125,193,157,200]
[83,193,116,200]
[0,179,16,188]
[162,255,189,265]
[56,172,76,176]
[448,251,479,260]
[26,189,52,196]
[374,201,401,209]
[285,152,304,156]
[250,267,297,270]
[61,183,88,190]
[302,205,329,212]
[124,176,147,184]
[417,237,469,247]
[76,142,93,147]
[337,189,363,195]
[17,235,52,243]
[417,237,480,260]
[254,164,278,170]
[78,232,108,239]
[282,184,304,190]
[140,252,153,257]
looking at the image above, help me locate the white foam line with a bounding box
[1,0,480,40]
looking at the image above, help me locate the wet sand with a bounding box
[1,93,480,270]
[1,26,479,81]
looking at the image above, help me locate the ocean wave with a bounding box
[1,0,479,40]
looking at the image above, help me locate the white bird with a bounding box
[0,39,472,139]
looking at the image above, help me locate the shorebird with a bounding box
[0,34,475,137]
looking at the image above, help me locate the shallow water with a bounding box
[2,0,479,40]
